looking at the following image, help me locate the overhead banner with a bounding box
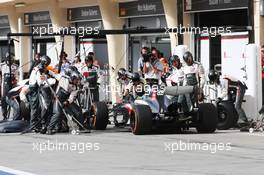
[67,6,102,22]
[0,28,10,36]
[119,0,164,18]
[184,0,249,13]
[24,11,51,25]
[0,16,9,28]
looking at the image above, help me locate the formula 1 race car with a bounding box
[106,85,218,135]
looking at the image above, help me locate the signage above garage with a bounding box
[24,11,51,25]
[0,16,9,28]
[67,6,102,22]
[119,0,164,18]
[184,0,249,13]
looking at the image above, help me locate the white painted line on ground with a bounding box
[237,132,264,137]
[0,166,36,175]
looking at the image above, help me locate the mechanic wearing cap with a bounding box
[0,53,18,120]
[181,51,205,111]
[46,68,82,135]
[28,55,53,133]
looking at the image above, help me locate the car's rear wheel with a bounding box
[217,101,235,130]
[91,102,109,130]
[130,105,153,135]
[196,103,217,133]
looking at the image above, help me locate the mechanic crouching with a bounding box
[181,51,205,112]
[204,70,228,105]
[224,77,249,126]
[46,69,82,135]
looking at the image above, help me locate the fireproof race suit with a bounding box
[181,61,205,111]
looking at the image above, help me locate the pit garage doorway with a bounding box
[129,34,171,72]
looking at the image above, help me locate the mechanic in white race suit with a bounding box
[203,70,228,105]
[181,51,205,112]
[0,53,18,120]
[164,55,184,109]
[28,56,54,133]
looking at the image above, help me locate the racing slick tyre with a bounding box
[130,105,153,135]
[217,101,235,130]
[91,102,109,130]
[196,103,218,133]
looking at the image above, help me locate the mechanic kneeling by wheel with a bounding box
[46,69,83,135]
[204,70,228,105]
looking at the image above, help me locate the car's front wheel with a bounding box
[91,102,109,130]
[130,105,153,135]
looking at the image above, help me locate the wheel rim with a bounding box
[218,107,228,123]
[91,105,97,128]
[130,112,136,132]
